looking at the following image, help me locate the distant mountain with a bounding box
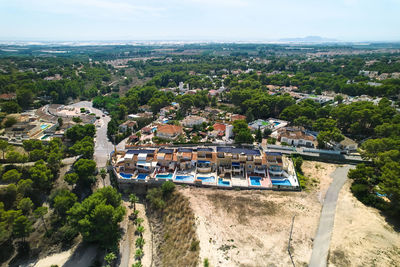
[278,36,338,43]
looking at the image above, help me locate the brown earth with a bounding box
[180,161,337,267]
[329,180,400,267]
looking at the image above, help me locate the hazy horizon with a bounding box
[1,0,400,42]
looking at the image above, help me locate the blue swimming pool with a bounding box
[137,174,147,180]
[197,176,215,183]
[40,124,49,130]
[271,179,292,186]
[120,172,132,179]
[218,178,230,186]
[175,175,194,182]
[250,176,261,186]
[40,134,51,140]
[156,173,173,179]
[273,121,280,126]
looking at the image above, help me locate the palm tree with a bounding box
[135,237,145,248]
[135,217,144,226]
[104,252,116,267]
[136,225,145,237]
[100,168,107,187]
[135,248,143,260]
[129,193,139,211]
[132,262,142,267]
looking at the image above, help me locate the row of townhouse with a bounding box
[112,146,299,190]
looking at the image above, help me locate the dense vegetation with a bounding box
[0,43,400,264]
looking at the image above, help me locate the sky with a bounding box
[0,0,399,42]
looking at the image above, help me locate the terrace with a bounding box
[112,146,299,190]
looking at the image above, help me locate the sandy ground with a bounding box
[329,181,400,266]
[179,161,338,267]
[301,161,337,202]
[34,249,73,267]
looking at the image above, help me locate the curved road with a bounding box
[309,165,355,267]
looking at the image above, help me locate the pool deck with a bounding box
[115,168,299,191]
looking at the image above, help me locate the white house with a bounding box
[156,124,183,140]
[181,115,207,127]
[278,127,315,147]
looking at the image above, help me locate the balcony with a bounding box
[254,168,266,175]
[198,166,212,173]
[268,169,283,176]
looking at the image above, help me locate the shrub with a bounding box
[161,181,175,197]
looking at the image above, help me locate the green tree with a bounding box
[135,237,145,248]
[73,158,97,185]
[17,179,33,196]
[334,95,344,104]
[22,140,43,152]
[100,168,107,187]
[135,248,144,260]
[64,173,79,187]
[34,206,48,232]
[6,151,27,163]
[72,117,82,123]
[67,187,125,248]
[129,193,139,211]
[57,117,63,128]
[0,140,8,160]
[29,160,53,190]
[317,128,344,148]
[104,252,117,267]
[12,215,32,242]
[52,189,77,217]
[1,101,21,114]
[135,217,144,226]
[255,127,262,143]
[136,225,145,237]
[132,262,143,267]
[29,149,47,162]
[161,181,175,197]
[16,88,34,109]
[2,169,22,183]
[17,197,33,215]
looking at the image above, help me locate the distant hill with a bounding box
[278,36,338,43]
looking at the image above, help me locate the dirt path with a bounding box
[329,181,400,266]
[309,165,354,267]
[130,203,152,267]
[118,201,152,267]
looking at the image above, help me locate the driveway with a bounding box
[309,165,355,267]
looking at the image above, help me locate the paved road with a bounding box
[72,101,114,187]
[309,165,355,267]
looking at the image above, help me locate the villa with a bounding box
[266,152,299,188]
[112,146,299,190]
[277,127,316,147]
[248,118,288,132]
[156,124,183,140]
[181,115,207,127]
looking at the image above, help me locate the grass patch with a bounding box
[329,249,351,266]
[152,190,200,267]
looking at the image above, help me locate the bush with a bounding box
[4,117,17,128]
[161,181,175,197]
[190,240,200,251]
[54,224,78,244]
